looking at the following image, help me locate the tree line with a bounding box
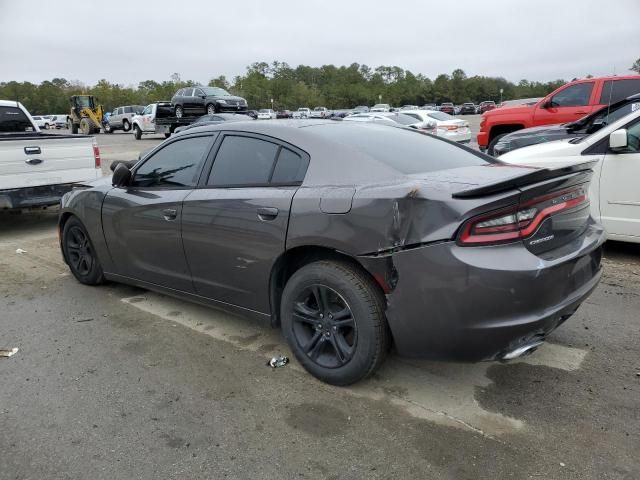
[0,62,572,115]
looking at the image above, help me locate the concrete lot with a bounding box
[1,120,639,479]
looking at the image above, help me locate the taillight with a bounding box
[93,143,101,169]
[458,187,588,246]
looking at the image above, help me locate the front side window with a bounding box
[0,106,34,132]
[550,83,594,107]
[142,105,151,115]
[124,106,132,113]
[208,136,279,186]
[194,88,204,96]
[133,136,212,188]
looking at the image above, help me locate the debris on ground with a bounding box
[76,318,94,323]
[15,249,27,254]
[0,348,19,358]
[267,356,289,368]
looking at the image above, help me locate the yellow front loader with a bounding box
[68,95,104,135]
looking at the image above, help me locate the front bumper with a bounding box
[477,130,489,148]
[0,184,77,210]
[218,105,248,113]
[383,221,605,361]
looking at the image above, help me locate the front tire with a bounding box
[133,125,142,140]
[122,119,131,132]
[175,105,184,118]
[62,217,104,285]
[487,133,508,156]
[206,103,218,115]
[281,261,390,386]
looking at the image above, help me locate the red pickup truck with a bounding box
[478,75,640,154]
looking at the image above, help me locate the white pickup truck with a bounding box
[0,100,101,210]
[131,102,192,139]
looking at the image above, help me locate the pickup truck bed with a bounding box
[0,132,99,209]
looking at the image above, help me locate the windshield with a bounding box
[259,109,270,113]
[202,87,231,97]
[427,111,454,121]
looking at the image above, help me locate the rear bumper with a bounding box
[0,183,78,209]
[383,221,606,361]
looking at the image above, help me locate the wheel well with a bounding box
[488,124,524,143]
[268,246,384,327]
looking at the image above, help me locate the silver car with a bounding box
[106,105,145,133]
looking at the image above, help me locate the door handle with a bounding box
[257,207,279,220]
[24,146,41,155]
[25,158,43,165]
[162,208,177,221]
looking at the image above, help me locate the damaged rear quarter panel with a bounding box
[286,180,521,257]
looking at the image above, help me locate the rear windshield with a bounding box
[0,106,35,133]
[382,113,419,125]
[427,111,454,121]
[311,123,490,174]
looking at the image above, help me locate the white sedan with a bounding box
[500,108,640,244]
[402,110,471,143]
[257,109,277,120]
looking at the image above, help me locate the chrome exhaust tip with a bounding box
[500,340,544,361]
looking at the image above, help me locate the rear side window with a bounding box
[271,148,308,184]
[0,106,34,132]
[208,136,279,186]
[599,79,640,104]
[312,124,490,174]
[133,135,212,188]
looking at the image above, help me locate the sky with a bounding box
[0,0,638,86]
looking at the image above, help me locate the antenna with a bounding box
[605,65,615,125]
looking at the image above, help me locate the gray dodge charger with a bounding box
[59,120,605,385]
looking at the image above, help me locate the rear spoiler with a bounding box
[452,160,598,199]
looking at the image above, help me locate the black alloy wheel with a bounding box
[62,217,104,285]
[291,284,357,368]
[281,260,390,385]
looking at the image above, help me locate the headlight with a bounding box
[217,100,227,105]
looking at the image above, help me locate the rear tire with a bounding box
[62,217,104,286]
[175,105,184,118]
[488,133,508,156]
[122,119,131,132]
[281,260,390,386]
[133,125,142,140]
[69,120,79,134]
[206,103,217,115]
[104,123,112,133]
[164,132,171,138]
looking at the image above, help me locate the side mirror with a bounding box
[112,162,132,187]
[541,100,552,109]
[609,129,628,150]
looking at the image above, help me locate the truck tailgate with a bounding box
[0,135,100,190]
